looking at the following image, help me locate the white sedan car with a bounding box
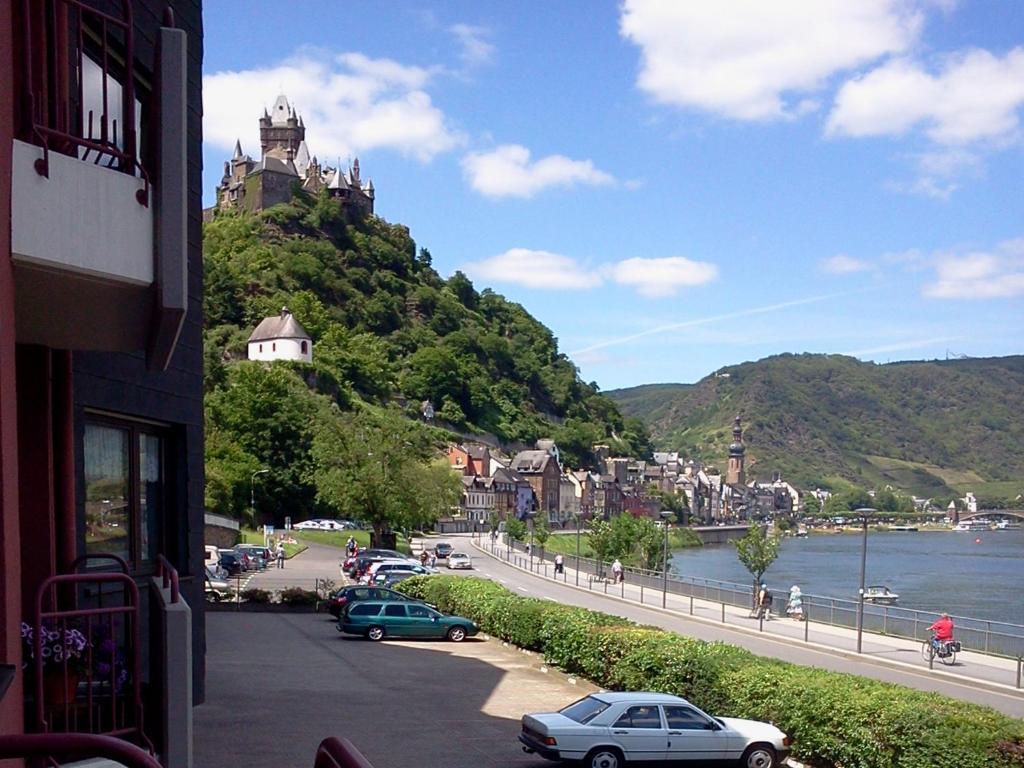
[519,692,790,768]
[446,552,473,569]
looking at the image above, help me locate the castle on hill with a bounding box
[213,94,374,219]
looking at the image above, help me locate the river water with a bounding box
[669,529,1024,625]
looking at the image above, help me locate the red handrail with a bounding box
[155,554,180,604]
[314,737,376,768]
[0,732,162,768]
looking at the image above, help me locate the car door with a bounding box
[662,705,729,763]
[381,603,412,636]
[405,603,439,637]
[608,705,667,762]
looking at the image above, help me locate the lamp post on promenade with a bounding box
[527,510,537,570]
[574,510,583,586]
[250,468,269,530]
[661,509,674,608]
[855,507,877,653]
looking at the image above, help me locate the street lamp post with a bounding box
[527,510,537,570]
[661,509,674,608]
[854,507,877,653]
[251,468,269,530]
[574,510,583,586]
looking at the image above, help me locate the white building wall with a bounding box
[247,337,312,363]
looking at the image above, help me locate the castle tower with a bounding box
[260,94,306,162]
[726,415,746,485]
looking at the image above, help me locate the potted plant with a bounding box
[21,621,89,704]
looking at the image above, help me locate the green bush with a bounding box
[279,587,318,606]
[240,588,271,604]
[395,576,1024,768]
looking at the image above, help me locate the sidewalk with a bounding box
[471,535,1024,697]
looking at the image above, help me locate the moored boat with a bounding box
[863,585,899,605]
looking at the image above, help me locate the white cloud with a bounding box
[461,144,614,198]
[821,254,873,274]
[844,336,961,357]
[923,239,1024,299]
[619,0,919,121]
[607,257,718,297]
[203,51,462,163]
[466,249,602,290]
[827,48,1024,145]
[450,24,495,67]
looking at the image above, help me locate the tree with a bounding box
[634,517,667,570]
[588,519,615,578]
[532,516,551,555]
[803,495,821,516]
[311,410,460,547]
[505,517,527,547]
[735,524,781,611]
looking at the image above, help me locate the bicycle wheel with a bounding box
[941,648,957,666]
[921,640,935,662]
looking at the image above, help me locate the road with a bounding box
[442,534,1024,718]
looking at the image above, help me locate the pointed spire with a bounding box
[233,139,243,159]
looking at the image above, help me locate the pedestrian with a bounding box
[420,549,429,567]
[554,554,564,575]
[346,536,356,557]
[275,541,286,569]
[429,552,437,568]
[757,583,773,620]
[611,558,623,583]
[786,585,804,621]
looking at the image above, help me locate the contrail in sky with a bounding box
[842,336,961,357]
[569,291,860,356]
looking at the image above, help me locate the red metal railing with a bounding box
[314,737,376,768]
[155,554,180,604]
[32,569,153,755]
[19,0,149,205]
[0,733,162,768]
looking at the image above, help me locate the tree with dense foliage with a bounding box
[735,524,781,610]
[532,516,551,556]
[587,519,615,577]
[505,518,527,548]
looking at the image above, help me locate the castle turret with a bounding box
[260,93,306,161]
[726,415,746,485]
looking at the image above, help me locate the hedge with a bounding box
[397,576,1024,768]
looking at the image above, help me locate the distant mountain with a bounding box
[607,354,1024,499]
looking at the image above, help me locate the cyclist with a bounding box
[928,612,955,652]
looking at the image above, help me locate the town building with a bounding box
[510,442,562,522]
[211,94,374,220]
[726,415,747,485]
[247,307,313,363]
[2,1,204,762]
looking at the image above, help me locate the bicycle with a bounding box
[921,635,958,666]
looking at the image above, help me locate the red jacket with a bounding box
[929,616,954,641]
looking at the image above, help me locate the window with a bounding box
[560,696,610,725]
[349,604,381,617]
[301,341,308,354]
[407,605,432,618]
[259,344,263,353]
[384,604,406,617]
[613,706,663,729]
[84,419,168,570]
[272,343,276,352]
[664,706,711,730]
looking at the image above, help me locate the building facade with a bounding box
[247,307,313,363]
[1,0,204,759]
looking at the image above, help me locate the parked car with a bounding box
[352,553,418,581]
[368,562,437,584]
[217,551,244,577]
[338,601,478,642]
[433,542,453,559]
[204,567,233,602]
[232,546,263,571]
[341,548,407,576]
[446,552,472,570]
[236,544,272,566]
[519,692,791,768]
[293,519,326,530]
[327,586,431,619]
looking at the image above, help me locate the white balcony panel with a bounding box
[11,139,153,285]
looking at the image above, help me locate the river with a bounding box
[669,528,1024,625]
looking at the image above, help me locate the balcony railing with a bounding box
[19,0,149,205]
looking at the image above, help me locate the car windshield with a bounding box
[559,696,610,724]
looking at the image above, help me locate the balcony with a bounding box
[10,0,187,368]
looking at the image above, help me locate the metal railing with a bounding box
[492,537,1024,660]
[0,732,162,768]
[19,0,150,204]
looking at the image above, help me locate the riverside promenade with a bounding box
[456,533,1024,717]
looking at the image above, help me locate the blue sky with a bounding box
[202,1,1024,390]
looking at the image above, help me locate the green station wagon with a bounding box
[339,600,479,642]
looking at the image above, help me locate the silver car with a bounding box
[519,692,790,768]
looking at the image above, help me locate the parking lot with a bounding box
[195,610,597,768]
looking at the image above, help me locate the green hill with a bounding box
[202,192,649,521]
[608,353,1024,500]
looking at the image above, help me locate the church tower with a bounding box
[726,415,746,485]
[259,94,306,162]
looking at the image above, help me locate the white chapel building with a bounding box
[247,307,313,363]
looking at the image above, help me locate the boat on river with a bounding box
[863,585,899,605]
[953,520,991,531]
[888,525,918,531]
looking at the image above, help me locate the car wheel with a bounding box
[366,626,385,641]
[447,626,467,642]
[740,744,776,768]
[584,747,624,768]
